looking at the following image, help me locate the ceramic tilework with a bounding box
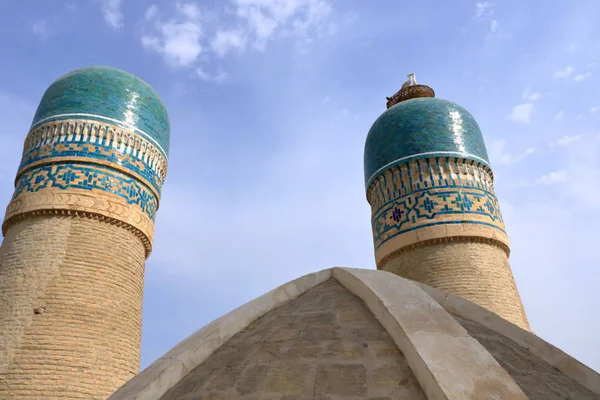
[364,98,490,188]
[368,158,504,250]
[30,66,170,156]
[13,163,158,220]
[19,139,162,195]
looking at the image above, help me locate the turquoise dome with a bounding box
[31,66,170,157]
[364,97,490,188]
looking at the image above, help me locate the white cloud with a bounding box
[475,1,492,18]
[211,29,247,57]
[145,4,159,21]
[101,0,123,29]
[591,107,599,114]
[233,0,333,48]
[588,62,596,68]
[537,170,567,185]
[551,135,580,147]
[489,139,535,165]
[178,2,201,20]
[508,103,534,124]
[522,86,542,102]
[196,67,229,83]
[490,19,498,33]
[31,20,51,40]
[554,110,565,120]
[553,66,574,79]
[141,3,203,68]
[574,72,592,82]
[141,0,335,70]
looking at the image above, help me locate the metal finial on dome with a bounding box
[386,73,435,109]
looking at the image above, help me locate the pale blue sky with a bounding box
[0,0,599,372]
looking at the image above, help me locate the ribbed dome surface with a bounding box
[31,66,170,156]
[364,97,489,188]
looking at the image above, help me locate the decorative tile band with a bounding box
[12,163,158,221]
[365,151,492,191]
[367,157,506,252]
[18,141,162,197]
[31,113,167,158]
[21,119,168,185]
[2,188,155,256]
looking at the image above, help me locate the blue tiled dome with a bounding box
[31,66,170,157]
[364,97,490,188]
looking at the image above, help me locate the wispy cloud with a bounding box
[101,0,123,29]
[211,29,247,57]
[522,86,542,102]
[538,170,567,185]
[590,107,599,114]
[233,0,334,50]
[490,19,498,33]
[551,135,580,147]
[145,4,159,21]
[141,0,335,72]
[508,103,535,124]
[489,139,535,165]
[196,67,229,83]
[31,19,51,40]
[574,72,592,82]
[554,110,565,120]
[142,3,203,68]
[475,1,492,18]
[553,66,574,79]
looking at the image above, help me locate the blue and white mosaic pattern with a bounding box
[367,158,505,250]
[13,163,158,220]
[19,139,163,195]
[372,186,504,249]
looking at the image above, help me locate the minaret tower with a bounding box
[364,75,529,330]
[0,67,170,399]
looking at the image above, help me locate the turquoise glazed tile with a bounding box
[30,66,170,157]
[364,97,490,188]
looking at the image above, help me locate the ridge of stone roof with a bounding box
[109,268,600,400]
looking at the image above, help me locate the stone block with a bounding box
[314,364,367,396]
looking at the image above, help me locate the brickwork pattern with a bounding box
[161,279,426,399]
[453,314,600,399]
[367,156,528,331]
[381,240,530,330]
[0,215,146,399]
[3,188,155,256]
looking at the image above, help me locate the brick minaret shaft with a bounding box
[0,67,170,399]
[367,83,530,330]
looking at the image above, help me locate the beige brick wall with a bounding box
[162,279,427,399]
[380,240,530,331]
[0,215,146,399]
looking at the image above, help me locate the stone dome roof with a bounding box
[110,268,600,400]
[31,66,170,157]
[364,97,491,188]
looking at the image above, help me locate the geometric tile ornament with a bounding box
[368,157,509,264]
[2,67,170,257]
[364,92,509,266]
